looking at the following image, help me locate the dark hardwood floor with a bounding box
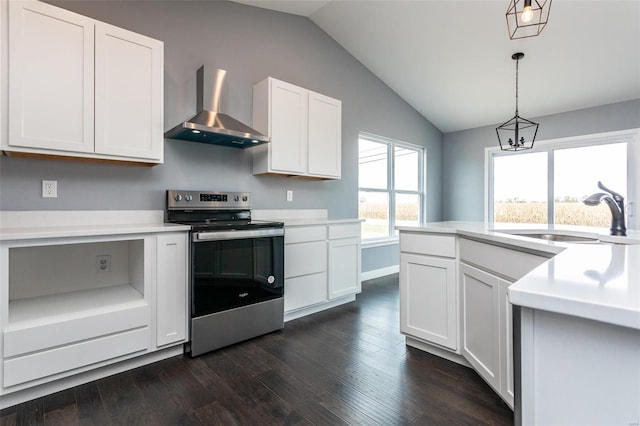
[0,274,514,425]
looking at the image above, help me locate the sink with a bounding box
[511,233,601,243]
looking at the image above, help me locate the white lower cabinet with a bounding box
[400,253,457,350]
[284,222,361,320]
[0,230,188,407]
[499,280,515,407]
[328,224,361,299]
[398,231,552,409]
[156,233,188,348]
[460,263,501,392]
[399,232,458,351]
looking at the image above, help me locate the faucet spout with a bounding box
[582,181,626,236]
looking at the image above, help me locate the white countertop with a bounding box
[281,218,363,227]
[397,222,640,330]
[252,208,361,227]
[0,211,190,241]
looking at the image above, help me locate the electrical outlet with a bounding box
[42,180,57,198]
[96,255,111,273]
[286,190,293,202]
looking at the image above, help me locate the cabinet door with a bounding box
[400,253,457,350]
[269,78,307,174]
[328,237,361,299]
[285,272,327,313]
[95,22,163,161]
[460,263,500,391]
[8,0,94,152]
[156,233,188,347]
[499,279,514,408]
[307,91,341,178]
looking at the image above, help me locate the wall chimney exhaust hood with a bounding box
[164,66,269,148]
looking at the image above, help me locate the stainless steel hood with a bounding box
[164,66,269,148]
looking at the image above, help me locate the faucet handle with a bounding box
[597,181,624,202]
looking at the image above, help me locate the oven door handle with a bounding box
[193,228,284,242]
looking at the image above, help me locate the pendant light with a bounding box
[506,0,552,40]
[496,52,539,151]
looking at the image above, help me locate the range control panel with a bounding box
[167,190,251,210]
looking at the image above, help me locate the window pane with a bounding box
[359,191,389,238]
[494,152,548,224]
[395,193,420,231]
[359,139,387,189]
[394,147,419,191]
[554,143,627,226]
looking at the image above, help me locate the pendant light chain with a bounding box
[515,56,519,116]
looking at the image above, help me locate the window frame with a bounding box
[485,128,640,229]
[359,132,426,243]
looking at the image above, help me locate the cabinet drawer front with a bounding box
[285,226,326,244]
[400,233,456,258]
[3,304,149,358]
[285,241,327,278]
[459,238,548,281]
[284,273,327,312]
[3,327,149,388]
[328,223,360,240]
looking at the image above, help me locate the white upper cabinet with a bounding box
[308,91,341,178]
[3,0,163,164]
[94,22,163,161]
[8,0,94,153]
[253,77,342,179]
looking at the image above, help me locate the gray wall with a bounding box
[442,99,640,221]
[0,1,443,275]
[0,0,442,220]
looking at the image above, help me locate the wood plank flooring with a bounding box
[0,274,514,425]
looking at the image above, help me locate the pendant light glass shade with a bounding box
[496,52,539,152]
[506,0,552,39]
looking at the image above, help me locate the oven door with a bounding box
[191,228,284,317]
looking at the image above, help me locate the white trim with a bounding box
[284,294,355,322]
[361,265,399,281]
[361,236,398,249]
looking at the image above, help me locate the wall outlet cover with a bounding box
[42,180,57,198]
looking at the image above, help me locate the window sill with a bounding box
[361,237,399,249]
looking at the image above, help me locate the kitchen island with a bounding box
[397,222,640,426]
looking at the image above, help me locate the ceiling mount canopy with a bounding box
[496,52,539,152]
[506,0,552,40]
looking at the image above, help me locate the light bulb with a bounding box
[521,6,533,23]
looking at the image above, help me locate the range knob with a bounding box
[185,194,193,202]
[174,194,183,201]
[234,195,240,202]
[242,196,248,202]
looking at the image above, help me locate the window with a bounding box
[488,129,639,229]
[358,133,425,240]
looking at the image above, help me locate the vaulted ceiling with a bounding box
[232,0,640,133]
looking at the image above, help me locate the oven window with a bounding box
[192,236,284,316]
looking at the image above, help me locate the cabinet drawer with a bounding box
[285,241,327,278]
[284,272,327,312]
[328,223,360,240]
[459,238,549,281]
[285,226,326,244]
[3,327,149,387]
[3,303,149,358]
[400,233,456,258]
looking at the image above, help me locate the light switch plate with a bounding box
[286,190,293,202]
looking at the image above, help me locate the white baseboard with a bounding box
[361,265,399,282]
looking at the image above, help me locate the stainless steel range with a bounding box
[166,190,284,357]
